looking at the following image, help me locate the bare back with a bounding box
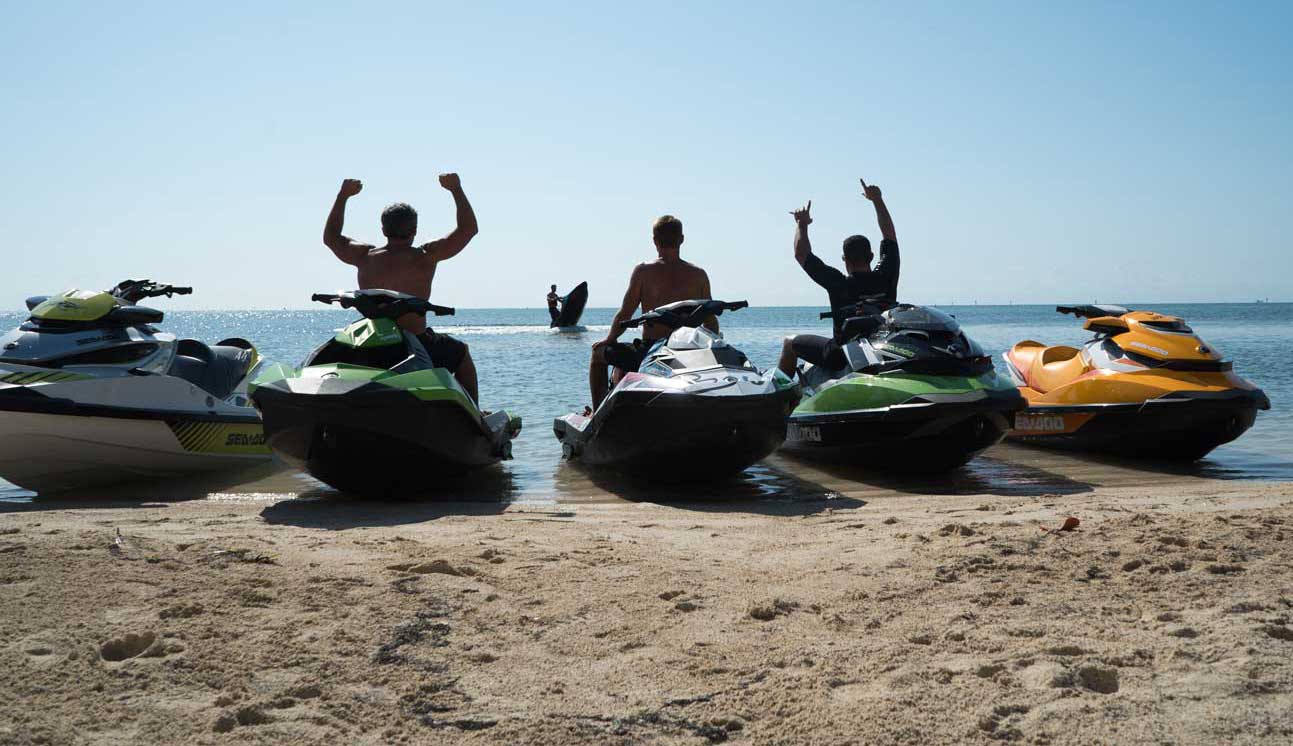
[354,247,439,333]
[631,259,713,340]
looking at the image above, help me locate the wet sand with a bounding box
[2,446,1293,745]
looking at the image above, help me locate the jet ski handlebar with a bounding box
[819,298,892,320]
[109,279,193,304]
[622,299,748,331]
[310,291,455,319]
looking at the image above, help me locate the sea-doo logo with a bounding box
[789,424,823,442]
[225,433,266,447]
[76,331,127,346]
[1128,341,1170,356]
[1015,414,1067,432]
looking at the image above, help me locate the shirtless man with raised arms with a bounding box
[588,215,718,409]
[322,174,481,402]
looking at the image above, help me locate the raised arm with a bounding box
[790,201,813,266]
[861,178,896,242]
[323,179,374,265]
[421,173,479,263]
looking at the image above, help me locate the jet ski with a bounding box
[551,281,589,329]
[553,299,799,480]
[0,279,270,493]
[783,302,1025,470]
[1003,304,1270,460]
[249,289,521,496]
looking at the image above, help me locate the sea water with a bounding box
[1,303,1290,501]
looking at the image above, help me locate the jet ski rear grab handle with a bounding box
[310,292,455,319]
[621,299,749,331]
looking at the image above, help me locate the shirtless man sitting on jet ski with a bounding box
[588,215,718,409]
[323,174,481,403]
[777,179,899,378]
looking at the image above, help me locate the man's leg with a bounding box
[781,334,836,377]
[455,349,479,405]
[589,346,610,409]
[424,331,478,405]
[778,337,799,377]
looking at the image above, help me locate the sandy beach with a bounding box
[2,446,1292,745]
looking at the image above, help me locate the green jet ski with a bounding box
[783,302,1025,471]
[249,290,520,496]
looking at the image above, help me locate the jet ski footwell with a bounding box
[554,388,797,479]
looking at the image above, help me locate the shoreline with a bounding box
[3,452,1292,744]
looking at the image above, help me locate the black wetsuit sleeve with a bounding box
[873,239,900,300]
[801,251,846,295]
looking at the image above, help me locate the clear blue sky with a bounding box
[2,1,1289,309]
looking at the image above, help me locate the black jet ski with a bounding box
[249,290,521,496]
[553,299,799,480]
[551,281,589,329]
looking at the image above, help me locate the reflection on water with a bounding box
[553,459,862,515]
[4,441,1293,515]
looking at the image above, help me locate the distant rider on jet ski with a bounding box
[776,179,899,377]
[588,215,718,409]
[323,174,481,403]
[547,284,562,324]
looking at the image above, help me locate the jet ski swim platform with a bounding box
[250,290,521,496]
[554,300,800,481]
[0,280,271,493]
[781,303,1026,471]
[1003,305,1269,460]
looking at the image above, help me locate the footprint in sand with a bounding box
[749,599,798,621]
[978,703,1030,738]
[387,559,477,577]
[285,684,323,699]
[1263,625,1293,641]
[213,706,273,733]
[99,631,163,662]
[1018,661,1120,693]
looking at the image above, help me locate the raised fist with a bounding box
[339,178,363,197]
[438,173,462,190]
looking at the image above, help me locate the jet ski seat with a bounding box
[1023,344,1086,394]
[169,338,256,399]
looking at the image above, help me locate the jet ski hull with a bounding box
[554,388,796,480]
[253,385,512,496]
[551,282,589,328]
[784,391,1022,470]
[1008,391,1267,460]
[0,408,266,494]
[0,375,268,494]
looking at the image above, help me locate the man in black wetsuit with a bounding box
[547,284,561,324]
[777,179,899,377]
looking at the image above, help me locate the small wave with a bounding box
[437,325,611,336]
